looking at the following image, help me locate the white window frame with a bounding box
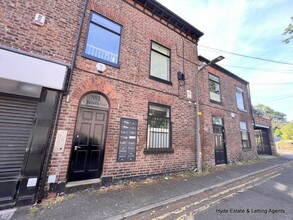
[236,86,246,111]
[240,121,251,149]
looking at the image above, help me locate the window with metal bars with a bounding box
[147,103,171,150]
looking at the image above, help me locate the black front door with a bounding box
[69,108,108,181]
[213,125,227,165]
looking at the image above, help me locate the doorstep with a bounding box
[216,163,227,167]
[65,178,101,194]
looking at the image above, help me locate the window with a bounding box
[146,104,171,151]
[209,73,221,103]
[240,122,251,148]
[236,86,245,111]
[83,12,122,67]
[150,42,171,83]
[212,116,223,126]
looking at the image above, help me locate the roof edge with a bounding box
[198,55,249,84]
[124,0,204,41]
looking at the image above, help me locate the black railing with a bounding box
[147,117,170,149]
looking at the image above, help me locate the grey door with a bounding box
[0,95,37,206]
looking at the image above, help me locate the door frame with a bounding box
[212,116,227,165]
[67,92,110,182]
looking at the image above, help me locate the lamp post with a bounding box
[195,56,224,173]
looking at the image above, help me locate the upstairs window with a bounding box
[147,104,171,150]
[236,86,245,111]
[209,73,221,103]
[240,121,251,149]
[150,42,171,84]
[83,12,122,67]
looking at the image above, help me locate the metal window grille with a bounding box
[147,115,170,149]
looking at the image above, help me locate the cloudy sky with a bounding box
[157,0,293,121]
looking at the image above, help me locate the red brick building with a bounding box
[0,0,83,207]
[198,56,258,166]
[0,0,268,207]
[47,0,203,193]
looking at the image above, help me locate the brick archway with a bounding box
[49,76,118,183]
[67,77,118,181]
[70,77,118,107]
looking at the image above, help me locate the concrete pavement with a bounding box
[4,154,293,220]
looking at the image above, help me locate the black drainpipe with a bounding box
[247,83,255,127]
[37,0,88,201]
[64,0,88,95]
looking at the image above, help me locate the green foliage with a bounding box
[283,17,293,44]
[281,121,293,140]
[274,127,283,138]
[272,121,286,138]
[276,140,293,147]
[254,104,287,122]
[29,206,39,217]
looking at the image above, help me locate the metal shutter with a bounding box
[0,95,37,203]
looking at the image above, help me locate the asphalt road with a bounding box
[3,154,292,220]
[195,156,293,220]
[127,154,293,220]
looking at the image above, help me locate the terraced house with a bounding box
[0,0,204,207]
[48,0,204,193]
[198,56,258,166]
[0,0,273,208]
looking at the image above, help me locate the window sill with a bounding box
[149,76,172,85]
[82,53,120,68]
[210,100,222,105]
[238,108,247,113]
[144,148,174,154]
[242,147,252,152]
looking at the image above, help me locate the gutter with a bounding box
[37,0,88,201]
[64,0,88,95]
[247,83,256,127]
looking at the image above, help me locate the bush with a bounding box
[276,140,293,147]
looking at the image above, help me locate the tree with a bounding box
[283,17,293,44]
[274,127,283,138]
[281,121,293,140]
[254,104,287,122]
[272,121,286,138]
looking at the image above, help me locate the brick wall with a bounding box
[49,0,200,182]
[0,0,82,64]
[199,65,257,166]
[1,0,259,184]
